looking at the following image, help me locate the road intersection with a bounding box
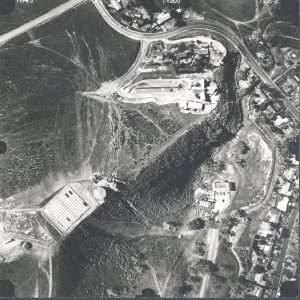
[0,0,297,297]
[91,0,299,121]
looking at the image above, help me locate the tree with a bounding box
[218,161,226,172]
[254,264,266,274]
[178,283,193,296]
[210,263,219,273]
[196,259,211,274]
[240,141,250,154]
[199,247,206,257]
[188,218,205,230]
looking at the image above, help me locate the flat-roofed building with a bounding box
[276,197,290,212]
[213,181,232,213]
[41,183,105,236]
[214,181,230,191]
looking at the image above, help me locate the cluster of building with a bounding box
[231,153,299,298]
[231,209,288,297]
[121,37,227,115]
[278,216,299,289]
[142,37,226,74]
[251,84,298,138]
[275,160,299,213]
[277,64,300,109]
[0,182,107,263]
[167,40,211,73]
[248,209,282,289]
[103,0,186,33]
[279,47,299,69]
[3,211,52,244]
[246,30,275,71]
[193,180,236,221]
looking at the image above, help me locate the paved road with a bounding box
[0,1,296,297]
[115,39,149,88]
[199,274,209,298]
[207,228,219,262]
[90,3,291,296]
[92,0,299,120]
[198,228,219,297]
[0,207,41,213]
[48,256,53,297]
[0,0,87,47]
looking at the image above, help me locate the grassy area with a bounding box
[0,255,39,297]
[32,2,140,80]
[265,21,300,49]
[237,224,252,248]
[0,2,140,199]
[0,44,83,197]
[188,0,240,36]
[266,22,300,37]
[230,131,273,209]
[202,0,256,22]
[56,230,133,297]
[0,0,67,35]
[208,240,239,297]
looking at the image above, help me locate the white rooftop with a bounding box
[257,221,272,237]
[283,169,296,181]
[42,183,105,236]
[274,116,289,127]
[279,182,292,196]
[277,197,289,212]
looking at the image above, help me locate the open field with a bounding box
[265,21,300,49]
[217,128,273,210]
[0,2,139,199]
[232,132,273,209]
[0,0,67,35]
[191,0,256,22]
[207,240,239,297]
[0,255,39,297]
[0,5,246,298]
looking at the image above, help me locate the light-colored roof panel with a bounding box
[42,183,104,235]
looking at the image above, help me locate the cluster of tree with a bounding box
[178,282,193,296]
[194,240,206,256]
[188,218,205,230]
[136,288,160,298]
[239,141,250,155]
[195,259,219,274]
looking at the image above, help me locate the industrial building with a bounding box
[41,182,105,236]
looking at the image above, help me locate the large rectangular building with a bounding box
[41,183,104,236]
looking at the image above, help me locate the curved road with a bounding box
[92,0,299,120]
[0,1,296,298]
[90,1,293,297]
